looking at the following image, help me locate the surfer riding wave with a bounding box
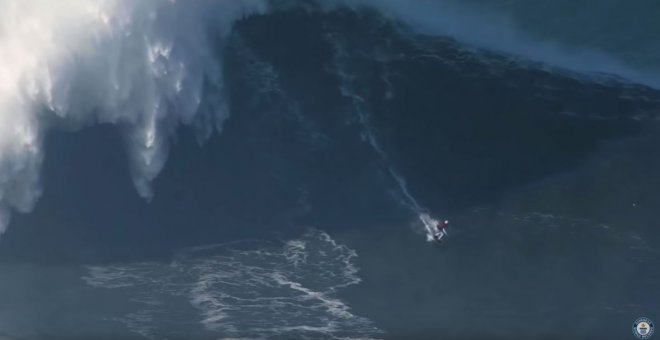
[418,213,449,243]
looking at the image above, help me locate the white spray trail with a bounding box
[334,50,440,241]
[0,0,266,234]
[388,168,439,241]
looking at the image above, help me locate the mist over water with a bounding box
[0,1,659,339]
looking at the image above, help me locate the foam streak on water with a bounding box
[83,230,383,339]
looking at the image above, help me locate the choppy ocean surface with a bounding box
[0,0,659,339]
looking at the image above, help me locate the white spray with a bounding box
[0,0,266,234]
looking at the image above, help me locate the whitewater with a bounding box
[83,229,383,339]
[0,0,266,233]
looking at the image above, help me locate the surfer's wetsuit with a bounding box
[433,221,449,241]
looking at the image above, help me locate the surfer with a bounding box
[433,220,449,242]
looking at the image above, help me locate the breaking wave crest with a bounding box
[0,0,266,233]
[335,0,660,88]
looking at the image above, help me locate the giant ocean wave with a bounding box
[1,1,660,339]
[1,0,659,236]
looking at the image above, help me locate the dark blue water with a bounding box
[1,4,659,340]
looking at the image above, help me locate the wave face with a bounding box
[237,4,659,230]
[84,230,381,339]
